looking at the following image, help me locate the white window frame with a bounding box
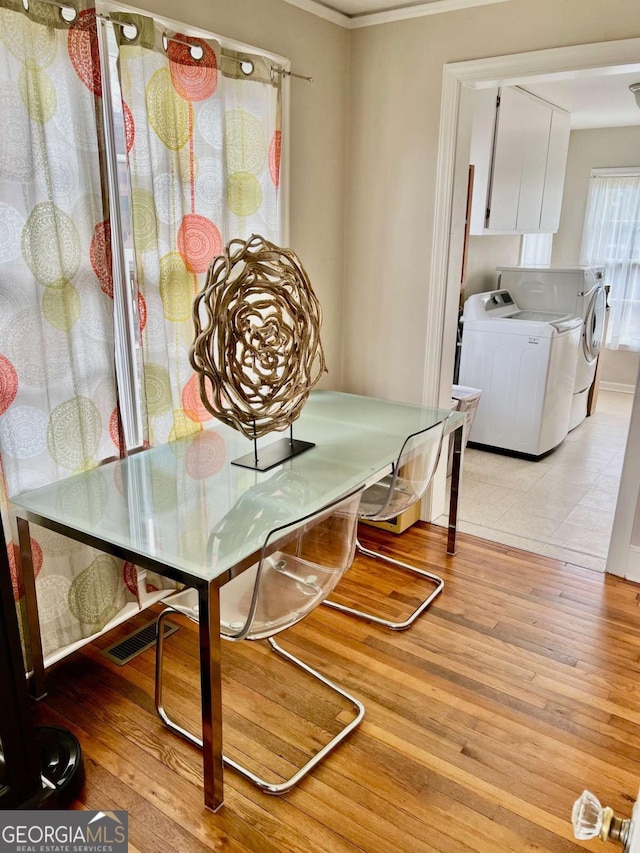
[581,166,640,350]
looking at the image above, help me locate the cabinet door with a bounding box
[540,109,571,232]
[516,96,552,232]
[486,87,529,230]
[469,88,500,235]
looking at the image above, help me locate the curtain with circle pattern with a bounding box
[0,0,139,660]
[115,17,282,447]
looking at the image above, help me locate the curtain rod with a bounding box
[270,66,313,83]
[224,55,312,83]
[23,0,312,81]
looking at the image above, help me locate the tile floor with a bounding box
[436,390,632,572]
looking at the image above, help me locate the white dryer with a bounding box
[459,289,582,457]
[496,265,607,429]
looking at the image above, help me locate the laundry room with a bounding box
[446,74,640,572]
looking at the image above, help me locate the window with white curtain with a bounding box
[581,168,640,350]
[520,232,553,266]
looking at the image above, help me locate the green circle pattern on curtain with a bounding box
[67,554,121,625]
[18,60,57,124]
[227,171,262,216]
[224,109,266,217]
[159,252,196,321]
[42,281,81,331]
[146,67,192,151]
[143,363,173,416]
[131,188,158,253]
[46,395,102,470]
[21,202,81,287]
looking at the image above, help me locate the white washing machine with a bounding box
[496,266,607,430]
[459,289,582,456]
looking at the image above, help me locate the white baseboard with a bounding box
[43,588,173,669]
[599,381,635,395]
[625,545,640,583]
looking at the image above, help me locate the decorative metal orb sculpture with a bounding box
[190,234,327,440]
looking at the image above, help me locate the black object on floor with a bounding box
[0,512,83,809]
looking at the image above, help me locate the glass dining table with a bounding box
[11,390,465,812]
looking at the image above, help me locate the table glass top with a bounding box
[11,391,461,585]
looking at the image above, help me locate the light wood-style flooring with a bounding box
[35,522,640,852]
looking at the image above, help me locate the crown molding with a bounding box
[348,0,511,28]
[279,0,351,27]
[280,0,511,29]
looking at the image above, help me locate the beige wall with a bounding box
[553,126,640,264]
[129,0,349,384]
[343,0,640,403]
[552,125,640,386]
[600,348,640,388]
[463,235,521,299]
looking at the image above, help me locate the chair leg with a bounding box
[323,536,444,631]
[155,612,365,795]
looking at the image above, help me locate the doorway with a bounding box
[426,39,640,573]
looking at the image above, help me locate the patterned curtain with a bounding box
[0,0,137,660]
[114,16,282,446]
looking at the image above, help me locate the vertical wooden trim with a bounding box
[0,515,42,806]
[460,164,474,286]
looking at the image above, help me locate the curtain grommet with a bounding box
[121,22,138,42]
[60,5,77,23]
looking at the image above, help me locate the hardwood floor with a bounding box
[35,522,640,852]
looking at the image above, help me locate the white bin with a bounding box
[448,384,482,473]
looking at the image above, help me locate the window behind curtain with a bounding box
[99,11,286,450]
[581,168,640,350]
[520,233,553,266]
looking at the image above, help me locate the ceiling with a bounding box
[281,0,510,28]
[523,71,640,130]
[283,0,640,130]
[319,0,446,12]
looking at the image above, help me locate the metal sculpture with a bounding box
[190,234,326,468]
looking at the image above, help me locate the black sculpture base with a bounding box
[24,726,84,809]
[232,438,315,472]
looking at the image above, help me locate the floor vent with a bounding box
[102,619,178,665]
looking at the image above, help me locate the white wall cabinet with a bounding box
[470,86,570,235]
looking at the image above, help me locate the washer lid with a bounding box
[464,313,581,337]
[510,309,571,322]
[510,310,582,333]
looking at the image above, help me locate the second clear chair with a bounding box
[324,419,448,630]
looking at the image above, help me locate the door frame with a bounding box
[424,38,640,569]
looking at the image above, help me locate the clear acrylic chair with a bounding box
[324,420,448,631]
[154,486,365,795]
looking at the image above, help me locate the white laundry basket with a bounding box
[448,384,482,473]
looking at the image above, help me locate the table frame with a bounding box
[14,415,463,812]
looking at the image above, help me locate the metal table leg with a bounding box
[198,583,224,811]
[447,422,463,556]
[17,517,46,699]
